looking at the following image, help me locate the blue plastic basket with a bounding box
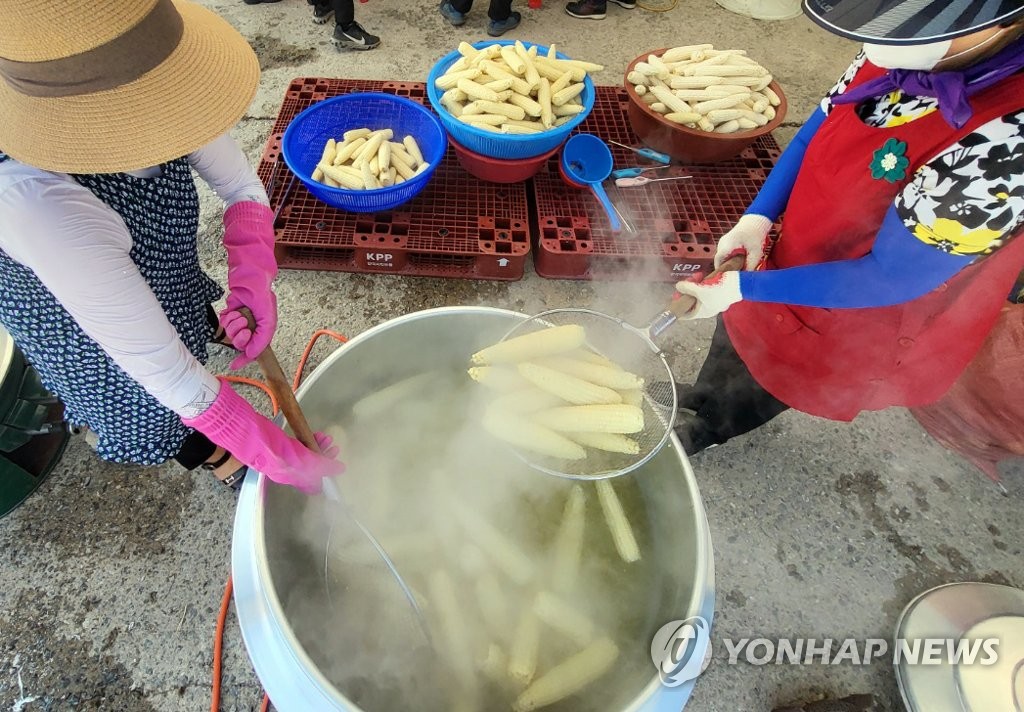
[281,93,446,213]
[426,41,596,160]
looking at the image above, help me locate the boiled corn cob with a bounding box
[533,404,644,434]
[595,480,641,563]
[351,371,436,421]
[534,356,643,390]
[513,638,619,711]
[482,407,586,461]
[491,388,566,414]
[471,324,585,365]
[550,485,585,595]
[508,608,541,685]
[468,366,532,392]
[533,591,597,647]
[518,364,622,406]
[429,569,477,693]
[449,493,536,585]
[565,431,641,455]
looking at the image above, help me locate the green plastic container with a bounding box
[0,327,68,518]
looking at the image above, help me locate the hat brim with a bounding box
[802,0,1024,45]
[0,0,259,173]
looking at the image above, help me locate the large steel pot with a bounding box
[232,307,715,711]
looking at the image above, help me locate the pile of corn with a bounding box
[469,324,646,461]
[627,44,781,134]
[436,41,601,134]
[311,128,428,190]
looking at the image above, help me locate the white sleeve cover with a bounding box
[0,168,220,419]
[188,133,270,207]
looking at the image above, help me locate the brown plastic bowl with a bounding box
[623,48,788,164]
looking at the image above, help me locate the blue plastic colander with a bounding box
[281,93,447,213]
[426,40,596,160]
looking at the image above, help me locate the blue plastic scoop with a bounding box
[560,134,622,232]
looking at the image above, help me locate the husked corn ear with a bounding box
[596,480,641,563]
[468,366,531,392]
[533,404,643,434]
[534,356,644,390]
[491,389,566,413]
[450,492,537,584]
[429,569,475,690]
[475,572,512,642]
[479,644,511,686]
[568,349,621,370]
[351,372,436,420]
[565,431,640,455]
[533,591,597,647]
[508,608,541,685]
[483,407,586,461]
[551,485,585,595]
[616,389,643,407]
[513,638,619,712]
[518,364,622,406]
[471,324,586,365]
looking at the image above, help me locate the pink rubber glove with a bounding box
[219,201,278,370]
[182,379,344,494]
[714,214,774,272]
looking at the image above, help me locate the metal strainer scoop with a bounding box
[242,310,432,647]
[492,255,744,481]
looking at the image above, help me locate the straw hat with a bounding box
[0,0,260,173]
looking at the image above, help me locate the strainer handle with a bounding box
[239,308,321,453]
[648,255,746,339]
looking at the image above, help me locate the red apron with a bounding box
[724,63,1024,421]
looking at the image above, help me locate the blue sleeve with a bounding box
[739,206,974,308]
[746,107,827,221]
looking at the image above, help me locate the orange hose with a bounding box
[291,329,347,392]
[210,328,347,712]
[210,576,234,712]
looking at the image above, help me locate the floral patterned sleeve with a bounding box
[820,51,867,115]
[896,111,1024,257]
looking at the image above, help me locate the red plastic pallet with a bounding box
[531,87,781,281]
[259,78,530,281]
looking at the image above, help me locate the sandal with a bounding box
[201,449,248,490]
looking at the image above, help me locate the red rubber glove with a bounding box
[219,201,278,370]
[182,379,344,494]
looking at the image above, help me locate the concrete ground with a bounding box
[1,1,1022,711]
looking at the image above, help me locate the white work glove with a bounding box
[715,214,774,271]
[674,272,743,320]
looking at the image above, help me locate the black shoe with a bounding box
[243,0,282,5]
[439,0,467,26]
[333,22,380,50]
[609,0,636,7]
[565,0,606,18]
[311,2,334,23]
[674,411,720,456]
[487,11,521,35]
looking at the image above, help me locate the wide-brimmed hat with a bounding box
[803,0,1024,45]
[0,0,260,173]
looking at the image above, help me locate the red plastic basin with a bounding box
[449,135,561,183]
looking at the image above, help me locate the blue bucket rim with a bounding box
[281,92,445,198]
[426,40,595,145]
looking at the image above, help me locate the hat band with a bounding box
[0,0,184,99]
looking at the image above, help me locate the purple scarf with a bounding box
[832,36,1024,129]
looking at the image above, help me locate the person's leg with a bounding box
[676,317,789,454]
[441,0,471,26]
[175,431,247,488]
[332,0,380,50]
[486,0,520,35]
